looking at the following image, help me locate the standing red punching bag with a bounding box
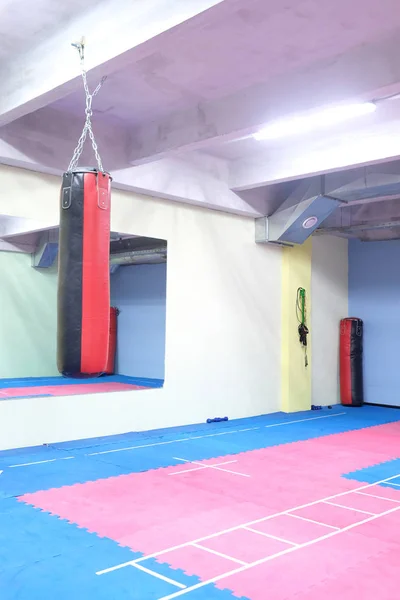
[57,169,111,377]
[340,318,364,406]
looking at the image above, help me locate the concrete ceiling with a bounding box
[0,0,101,64]
[51,0,400,126]
[2,0,400,241]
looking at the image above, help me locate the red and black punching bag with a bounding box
[57,168,111,377]
[340,318,364,406]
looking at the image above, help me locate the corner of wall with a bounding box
[311,235,349,407]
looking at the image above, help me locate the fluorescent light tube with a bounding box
[253,102,376,141]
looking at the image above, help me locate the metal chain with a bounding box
[67,45,107,173]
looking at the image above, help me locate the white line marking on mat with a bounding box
[323,500,375,515]
[191,543,247,565]
[210,466,250,477]
[88,413,346,456]
[96,473,400,578]
[263,412,346,428]
[356,491,400,503]
[238,427,260,432]
[386,482,400,487]
[8,457,74,468]
[287,514,340,530]
[87,433,240,456]
[169,460,238,476]
[242,526,298,546]
[173,457,249,478]
[130,563,186,589]
[168,465,207,476]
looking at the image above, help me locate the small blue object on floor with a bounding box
[207,416,228,423]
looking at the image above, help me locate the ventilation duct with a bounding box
[110,246,167,266]
[29,232,167,270]
[255,177,342,245]
[31,230,59,268]
[325,163,400,202]
[110,237,167,267]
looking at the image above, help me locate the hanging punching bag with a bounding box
[340,318,364,406]
[57,168,111,377]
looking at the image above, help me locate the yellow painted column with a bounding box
[281,238,312,413]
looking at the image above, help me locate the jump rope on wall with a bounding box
[296,287,309,368]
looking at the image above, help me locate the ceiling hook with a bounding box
[71,37,85,62]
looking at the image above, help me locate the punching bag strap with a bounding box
[97,174,110,210]
[61,172,73,209]
[67,39,107,173]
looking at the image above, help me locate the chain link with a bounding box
[67,49,107,173]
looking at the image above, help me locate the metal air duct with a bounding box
[255,177,342,245]
[325,163,400,202]
[110,246,167,266]
[31,230,59,268]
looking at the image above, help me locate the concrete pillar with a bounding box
[281,238,312,412]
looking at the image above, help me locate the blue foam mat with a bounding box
[344,458,400,488]
[1,405,399,599]
[0,498,239,600]
[1,406,400,498]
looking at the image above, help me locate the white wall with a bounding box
[0,165,282,450]
[311,235,348,406]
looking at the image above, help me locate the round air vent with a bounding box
[302,216,318,229]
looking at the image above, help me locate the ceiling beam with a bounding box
[128,30,400,165]
[0,114,263,218]
[112,154,266,217]
[0,0,226,126]
[0,106,131,173]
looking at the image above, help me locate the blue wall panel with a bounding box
[349,239,400,406]
[111,263,166,380]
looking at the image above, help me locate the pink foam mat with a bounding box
[200,527,290,563]
[247,514,334,545]
[291,502,368,528]
[152,544,238,580]
[326,490,399,513]
[0,382,145,398]
[20,421,400,599]
[292,547,400,600]
[216,533,398,600]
